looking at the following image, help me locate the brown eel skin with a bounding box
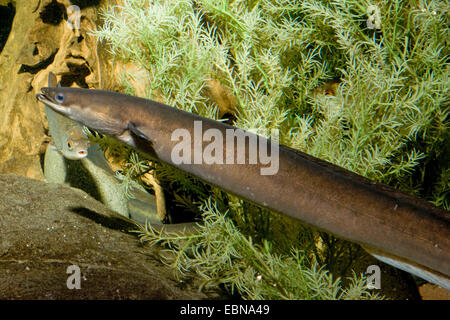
[36,86,450,288]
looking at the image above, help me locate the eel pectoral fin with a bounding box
[126,122,157,159]
[128,122,149,140]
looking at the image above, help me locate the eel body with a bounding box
[36,87,450,288]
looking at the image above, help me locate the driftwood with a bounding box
[0,0,118,179]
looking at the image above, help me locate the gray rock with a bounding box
[0,174,220,299]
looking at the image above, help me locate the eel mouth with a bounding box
[35,93,48,103]
[36,87,53,103]
[36,88,69,115]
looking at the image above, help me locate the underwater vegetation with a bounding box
[91,0,448,299]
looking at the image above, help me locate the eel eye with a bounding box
[67,140,73,150]
[55,93,65,103]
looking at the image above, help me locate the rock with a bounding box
[0,174,220,299]
[419,283,450,300]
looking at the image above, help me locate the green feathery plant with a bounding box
[135,197,380,300]
[91,0,448,299]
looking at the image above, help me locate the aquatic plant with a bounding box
[92,0,448,299]
[135,198,380,300]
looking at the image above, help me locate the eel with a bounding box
[42,74,161,223]
[36,86,450,289]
